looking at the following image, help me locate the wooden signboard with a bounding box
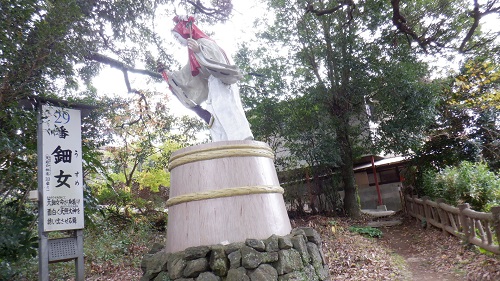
[37,104,84,281]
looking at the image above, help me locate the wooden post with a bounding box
[38,232,49,281]
[371,155,383,206]
[399,189,406,214]
[458,203,471,243]
[75,229,84,281]
[37,108,49,281]
[422,196,431,229]
[491,207,500,248]
[405,195,411,215]
[408,195,414,216]
[436,199,448,235]
[412,195,419,226]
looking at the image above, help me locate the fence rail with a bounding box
[405,195,500,254]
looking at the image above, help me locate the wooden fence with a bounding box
[405,195,500,254]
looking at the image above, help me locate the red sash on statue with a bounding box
[189,49,201,76]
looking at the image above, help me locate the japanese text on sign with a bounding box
[40,105,84,231]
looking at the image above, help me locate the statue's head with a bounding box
[172,15,210,41]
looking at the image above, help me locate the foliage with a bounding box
[11,214,162,281]
[85,216,160,263]
[421,161,500,211]
[413,58,500,173]
[407,58,500,192]
[451,60,500,111]
[91,135,191,216]
[281,166,344,215]
[0,200,38,280]
[451,59,500,171]
[87,135,191,234]
[348,226,383,238]
[237,0,444,217]
[322,172,345,215]
[92,93,199,190]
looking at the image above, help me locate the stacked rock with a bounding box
[141,227,330,281]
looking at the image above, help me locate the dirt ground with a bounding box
[378,219,466,281]
[377,216,500,281]
[292,214,500,281]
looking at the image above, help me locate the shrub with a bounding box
[11,214,161,281]
[0,200,37,280]
[421,161,500,211]
[348,226,383,238]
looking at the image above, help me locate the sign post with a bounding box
[37,104,85,281]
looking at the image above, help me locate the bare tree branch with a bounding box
[87,52,162,79]
[122,69,132,92]
[459,0,481,52]
[391,0,430,52]
[186,0,233,21]
[305,3,344,16]
[88,52,156,128]
[391,0,500,53]
[304,1,356,30]
[457,0,500,53]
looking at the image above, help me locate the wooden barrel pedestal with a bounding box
[165,140,291,253]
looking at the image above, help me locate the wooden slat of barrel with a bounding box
[165,140,291,253]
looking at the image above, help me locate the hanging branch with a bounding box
[87,52,162,79]
[185,0,233,21]
[305,1,356,26]
[306,0,500,53]
[458,0,500,53]
[390,0,431,52]
[87,52,155,127]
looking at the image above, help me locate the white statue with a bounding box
[158,15,253,142]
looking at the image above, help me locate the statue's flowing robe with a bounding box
[167,38,253,141]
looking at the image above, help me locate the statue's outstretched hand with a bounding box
[187,38,200,53]
[156,61,167,73]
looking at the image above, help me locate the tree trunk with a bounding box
[338,122,361,218]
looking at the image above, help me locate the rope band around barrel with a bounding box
[168,144,275,171]
[166,185,284,207]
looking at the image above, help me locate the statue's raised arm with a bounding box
[160,15,253,142]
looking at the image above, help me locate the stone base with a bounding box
[141,227,330,281]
